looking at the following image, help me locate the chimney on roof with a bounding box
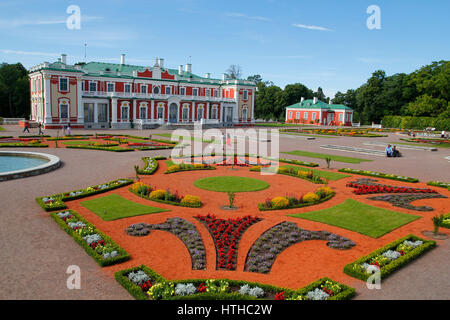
[313,97,318,104]
[178,65,183,75]
[300,97,304,103]
[120,54,126,65]
[205,73,210,79]
[329,99,332,105]
[184,63,192,73]
[61,54,67,64]
[158,58,164,68]
[222,73,227,81]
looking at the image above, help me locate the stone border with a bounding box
[0,151,61,181]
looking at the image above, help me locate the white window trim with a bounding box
[140,84,147,94]
[205,89,211,97]
[153,85,161,94]
[121,105,129,121]
[211,106,218,119]
[89,81,97,92]
[312,113,317,120]
[59,77,69,92]
[192,88,198,96]
[180,87,186,96]
[140,106,148,119]
[242,107,248,122]
[124,83,132,93]
[59,100,70,122]
[107,82,115,93]
[243,90,248,100]
[165,86,171,95]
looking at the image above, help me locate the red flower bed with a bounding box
[346,182,437,195]
[195,214,261,270]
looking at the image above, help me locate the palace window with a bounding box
[98,103,108,122]
[289,111,293,118]
[107,83,114,92]
[180,87,186,95]
[197,107,204,121]
[165,86,171,95]
[153,86,160,94]
[243,90,248,100]
[242,108,248,121]
[140,106,147,119]
[296,112,300,119]
[157,106,164,119]
[205,89,211,97]
[60,104,69,119]
[81,81,85,91]
[141,85,147,94]
[213,89,218,97]
[121,106,129,120]
[59,78,68,92]
[182,106,189,122]
[124,84,131,93]
[339,113,343,122]
[312,113,316,120]
[89,82,97,92]
[304,112,308,120]
[193,88,198,96]
[211,106,217,119]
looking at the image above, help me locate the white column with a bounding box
[111,98,118,123]
[94,102,98,123]
[43,75,52,124]
[251,88,255,122]
[133,99,137,122]
[151,100,155,120]
[77,78,84,124]
[206,102,210,120]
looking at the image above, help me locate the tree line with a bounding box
[247,60,449,124]
[0,63,30,119]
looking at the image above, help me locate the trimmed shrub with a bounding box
[180,195,202,207]
[271,196,290,209]
[303,192,320,203]
[149,189,166,200]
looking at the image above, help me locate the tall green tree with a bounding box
[0,63,30,118]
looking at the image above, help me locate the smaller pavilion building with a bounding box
[285,97,353,126]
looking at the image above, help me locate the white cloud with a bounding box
[292,23,333,32]
[0,49,60,57]
[0,15,103,28]
[225,12,271,22]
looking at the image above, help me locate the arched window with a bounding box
[153,86,160,94]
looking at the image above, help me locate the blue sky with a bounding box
[1,0,449,97]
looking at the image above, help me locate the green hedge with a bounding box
[251,166,326,184]
[66,145,135,152]
[338,168,419,183]
[129,188,203,208]
[427,181,450,189]
[0,143,48,148]
[36,179,133,211]
[382,115,450,131]
[115,265,355,300]
[258,193,335,211]
[278,158,319,167]
[18,135,51,138]
[441,213,450,229]
[136,157,158,175]
[47,136,90,141]
[343,234,436,282]
[51,209,130,267]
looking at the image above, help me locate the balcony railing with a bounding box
[82,91,235,103]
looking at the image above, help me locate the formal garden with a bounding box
[34,154,449,300]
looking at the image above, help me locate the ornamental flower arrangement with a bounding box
[126,218,207,270]
[245,221,355,274]
[195,214,262,270]
[258,186,335,211]
[165,162,215,173]
[130,183,203,208]
[55,211,122,261]
[347,179,437,195]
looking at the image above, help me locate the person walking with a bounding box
[38,122,43,135]
[22,120,30,133]
[66,122,71,136]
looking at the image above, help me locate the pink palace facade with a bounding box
[28,54,256,129]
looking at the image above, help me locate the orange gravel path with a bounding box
[66,159,450,290]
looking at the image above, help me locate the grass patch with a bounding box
[280,165,350,181]
[391,141,450,149]
[282,150,372,164]
[0,126,4,131]
[281,132,338,138]
[155,133,217,144]
[289,199,420,238]
[80,194,169,221]
[62,140,95,146]
[194,176,270,192]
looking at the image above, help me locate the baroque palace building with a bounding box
[28,54,256,129]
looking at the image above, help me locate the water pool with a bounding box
[0,155,49,173]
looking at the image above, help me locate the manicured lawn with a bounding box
[80,194,169,221]
[289,199,420,238]
[281,132,338,138]
[282,150,372,163]
[280,164,350,181]
[392,141,450,149]
[62,140,95,146]
[194,176,270,192]
[155,133,217,144]
[0,126,4,131]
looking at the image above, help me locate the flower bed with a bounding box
[165,162,216,174]
[125,217,206,270]
[278,158,319,167]
[369,193,447,211]
[195,214,262,270]
[129,182,202,208]
[338,168,419,183]
[245,221,355,274]
[258,186,335,211]
[347,178,437,195]
[115,265,355,300]
[136,157,158,175]
[343,234,436,281]
[441,213,450,229]
[65,145,135,152]
[47,136,91,141]
[427,181,450,189]
[51,210,130,266]
[251,165,326,184]
[36,178,133,211]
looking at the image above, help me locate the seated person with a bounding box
[385,144,393,157]
[392,146,401,157]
